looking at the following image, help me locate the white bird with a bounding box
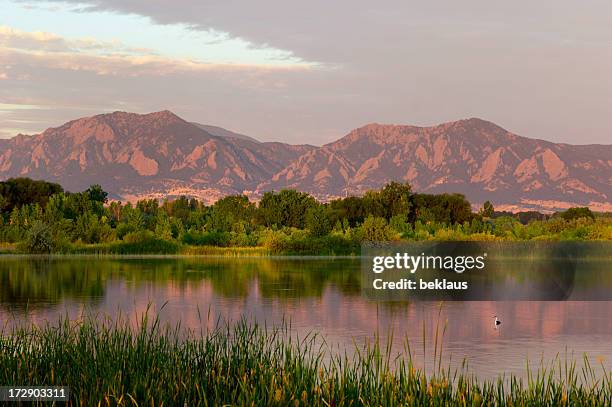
[493,315,501,329]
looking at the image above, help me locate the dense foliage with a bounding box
[0,178,610,254]
[0,178,63,213]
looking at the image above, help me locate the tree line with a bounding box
[0,177,607,254]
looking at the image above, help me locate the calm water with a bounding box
[1,255,612,381]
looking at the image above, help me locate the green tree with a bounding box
[389,214,411,235]
[161,196,192,223]
[480,201,495,218]
[155,213,174,240]
[361,191,386,219]
[360,216,395,241]
[0,193,6,213]
[560,207,595,221]
[410,193,472,225]
[115,204,145,239]
[0,178,63,212]
[44,194,66,224]
[106,201,123,226]
[208,195,255,232]
[73,213,114,243]
[126,206,145,230]
[64,192,94,219]
[305,205,332,237]
[379,182,412,220]
[329,196,367,226]
[493,216,519,237]
[136,199,160,230]
[86,184,108,204]
[257,190,317,228]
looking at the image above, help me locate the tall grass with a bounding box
[1,311,611,406]
[0,242,15,253]
[66,238,182,255]
[181,245,271,256]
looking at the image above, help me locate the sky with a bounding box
[1,0,611,145]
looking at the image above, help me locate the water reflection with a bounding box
[0,256,611,381]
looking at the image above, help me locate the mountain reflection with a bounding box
[1,256,612,380]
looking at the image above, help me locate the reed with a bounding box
[0,312,610,406]
[0,242,15,253]
[181,245,271,256]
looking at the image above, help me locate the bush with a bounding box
[493,216,520,238]
[114,231,180,254]
[182,230,230,246]
[389,215,411,235]
[115,222,139,240]
[228,232,258,247]
[22,221,53,254]
[358,216,396,242]
[258,229,290,252]
[73,213,115,243]
[305,205,333,237]
[560,207,595,221]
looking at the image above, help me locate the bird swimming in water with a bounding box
[494,315,501,329]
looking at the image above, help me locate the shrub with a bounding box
[182,230,230,246]
[560,207,595,221]
[73,213,115,243]
[493,216,519,238]
[389,215,411,235]
[22,221,53,254]
[228,232,258,247]
[358,216,396,242]
[115,222,139,240]
[115,230,180,254]
[154,215,173,240]
[258,229,289,252]
[305,205,333,237]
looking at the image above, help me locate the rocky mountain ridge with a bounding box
[1,111,610,211]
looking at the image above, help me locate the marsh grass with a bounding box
[182,245,271,256]
[0,309,611,406]
[0,242,15,253]
[67,238,182,255]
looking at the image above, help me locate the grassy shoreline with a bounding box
[1,315,611,406]
[3,241,612,259]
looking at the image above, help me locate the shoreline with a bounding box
[2,246,612,259]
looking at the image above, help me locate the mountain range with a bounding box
[1,110,610,212]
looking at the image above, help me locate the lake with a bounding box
[1,255,612,382]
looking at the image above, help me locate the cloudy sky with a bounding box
[1,0,611,144]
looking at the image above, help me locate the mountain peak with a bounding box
[351,117,507,134]
[1,111,610,211]
[458,117,494,125]
[145,110,183,120]
[91,109,184,123]
[449,117,508,132]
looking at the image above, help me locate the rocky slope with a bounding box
[0,111,313,202]
[0,111,610,211]
[262,119,612,211]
